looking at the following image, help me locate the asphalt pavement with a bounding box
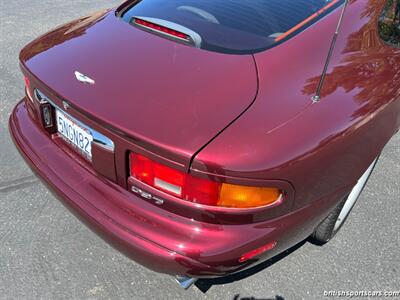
[0,1,399,299]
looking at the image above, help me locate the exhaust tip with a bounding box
[174,276,197,290]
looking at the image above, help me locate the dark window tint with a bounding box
[378,0,400,47]
[118,0,344,54]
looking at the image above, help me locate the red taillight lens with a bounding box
[24,76,30,88]
[130,153,154,186]
[239,241,277,263]
[130,153,185,196]
[153,161,185,196]
[129,153,282,208]
[24,76,33,101]
[183,175,220,206]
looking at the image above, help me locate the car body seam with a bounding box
[188,54,261,172]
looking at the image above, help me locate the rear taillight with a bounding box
[239,241,277,263]
[24,76,33,102]
[133,18,191,42]
[129,153,282,208]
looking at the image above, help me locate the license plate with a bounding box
[56,109,93,159]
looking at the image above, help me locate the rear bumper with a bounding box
[9,100,342,278]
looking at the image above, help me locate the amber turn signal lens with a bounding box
[218,184,281,208]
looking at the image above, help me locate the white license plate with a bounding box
[56,109,93,159]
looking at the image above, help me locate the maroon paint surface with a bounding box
[20,10,258,171]
[9,0,400,277]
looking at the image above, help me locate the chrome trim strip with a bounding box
[34,89,115,152]
[132,16,202,48]
[92,133,115,153]
[34,89,50,105]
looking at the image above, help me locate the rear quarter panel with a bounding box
[192,0,400,210]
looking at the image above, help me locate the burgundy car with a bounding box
[9,0,400,289]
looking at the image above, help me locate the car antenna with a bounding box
[312,0,350,103]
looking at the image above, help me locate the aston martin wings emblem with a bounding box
[74,71,95,85]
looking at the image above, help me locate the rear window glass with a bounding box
[118,0,344,54]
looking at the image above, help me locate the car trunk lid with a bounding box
[20,10,258,169]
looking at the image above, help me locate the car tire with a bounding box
[311,158,378,244]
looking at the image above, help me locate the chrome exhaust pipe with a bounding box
[174,276,198,290]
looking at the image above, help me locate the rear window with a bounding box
[118,0,344,54]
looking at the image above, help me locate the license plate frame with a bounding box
[56,108,94,160]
